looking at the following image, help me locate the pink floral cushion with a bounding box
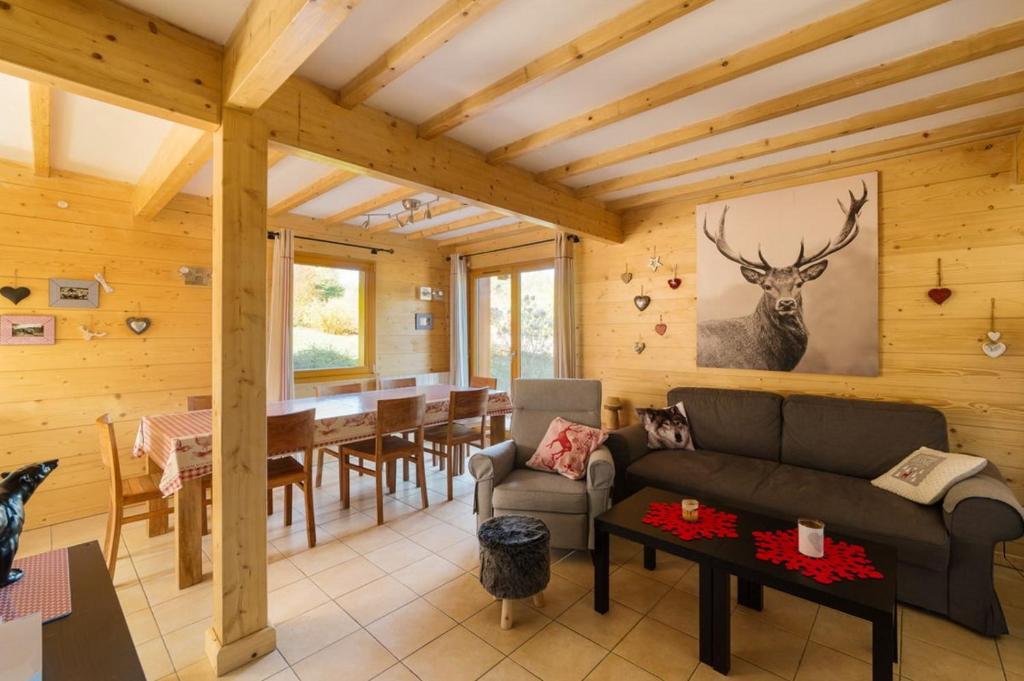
[526,417,609,480]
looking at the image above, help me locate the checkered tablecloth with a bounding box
[132,388,512,496]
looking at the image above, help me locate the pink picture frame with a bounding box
[0,315,55,345]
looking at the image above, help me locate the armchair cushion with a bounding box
[526,417,608,480]
[492,469,588,515]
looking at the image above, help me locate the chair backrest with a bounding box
[450,387,488,421]
[95,414,123,503]
[267,409,316,457]
[376,395,426,438]
[187,394,213,411]
[380,376,416,389]
[470,376,497,389]
[316,383,361,397]
[510,379,602,466]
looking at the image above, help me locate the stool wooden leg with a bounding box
[532,592,545,608]
[500,599,513,630]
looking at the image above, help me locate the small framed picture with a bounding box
[414,312,433,331]
[1,315,55,345]
[418,286,433,301]
[49,278,99,308]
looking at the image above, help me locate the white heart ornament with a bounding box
[982,341,1006,358]
[126,317,151,335]
[987,331,1002,342]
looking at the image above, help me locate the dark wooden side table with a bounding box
[41,541,146,681]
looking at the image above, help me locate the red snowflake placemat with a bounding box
[642,502,739,541]
[0,547,72,623]
[752,529,884,584]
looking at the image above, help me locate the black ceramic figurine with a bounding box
[0,460,58,587]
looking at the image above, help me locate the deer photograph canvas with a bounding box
[696,172,879,377]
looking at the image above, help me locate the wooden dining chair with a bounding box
[423,388,488,500]
[187,395,216,535]
[315,383,361,397]
[340,395,428,525]
[379,376,417,389]
[470,376,498,389]
[267,409,318,548]
[96,414,173,576]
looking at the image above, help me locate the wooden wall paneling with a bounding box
[577,135,1024,551]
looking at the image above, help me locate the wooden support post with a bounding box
[1016,128,1024,185]
[204,107,276,675]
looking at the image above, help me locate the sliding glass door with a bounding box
[471,263,554,391]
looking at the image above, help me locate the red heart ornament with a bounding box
[927,288,952,305]
[654,322,667,336]
[667,278,681,289]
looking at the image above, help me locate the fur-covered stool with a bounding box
[478,515,550,630]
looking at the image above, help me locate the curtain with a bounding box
[449,254,470,387]
[554,233,577,378]
[267,230,295,401]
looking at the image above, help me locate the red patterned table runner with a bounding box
[752,529,884,584]
[642,502,739,540]
[0,547,71,623]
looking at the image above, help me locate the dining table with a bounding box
[132,384,512,589]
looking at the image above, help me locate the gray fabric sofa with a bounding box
[605,387,1024,636]
[469,379,615,551]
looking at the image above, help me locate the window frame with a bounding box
[291,251,376,384]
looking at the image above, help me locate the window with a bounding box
[292,253,374,382]
[470,262,555,392]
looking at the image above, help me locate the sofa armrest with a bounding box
[604,423,648,478]
[469,439,517,522]
[586,447,615,549]
[943,462,1024,543]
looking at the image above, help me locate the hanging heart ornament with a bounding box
[667,277,681,290]
[621,272,633,284]
[0,286,30,305]
[126,317,151,335]
[633,293,651,311]
[655,322,667,336]
[983,331,1006,358]
[633,341,646,354]
[927,288,952,305]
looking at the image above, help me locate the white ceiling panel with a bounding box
[52,90,173,183]
[0,73,32,166]
[515,0,1024,173]
[365,0,641,122]
[181,159,213,197]
[446,0,861,150]
[390,204,486,235]
[267,156,347,206]
[429,215,520,240]
[117,0,249,43]
[600,93,1024,202]
[298,0,447,91]
[291,175,405,220]
[565,46,1024,188]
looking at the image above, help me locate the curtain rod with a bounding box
[267,231,395,255]
[446,234,579,261]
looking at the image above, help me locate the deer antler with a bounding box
[792,180,868,268]
[703,206,772,272]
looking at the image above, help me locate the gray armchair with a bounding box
[469,379,614,550]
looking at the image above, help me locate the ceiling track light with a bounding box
[358,195,447,231]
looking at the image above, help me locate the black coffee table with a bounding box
[594,487,898,680]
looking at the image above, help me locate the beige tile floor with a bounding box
[21,460,1024,681]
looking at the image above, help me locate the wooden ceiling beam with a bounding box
[338,0,501,108]
[435,221,537,246]
[260,77,622,242]
[363,199,465,233]
[0,0,222,129]
[406,210,507,239]
[322,187,419,225]
[1017,127,1024,184]
[268,168,359,216]
[581,70,1024,198]
[28,82,51,177]
[268,145,290,169]
[132,126,213,220]
[487,0,946,164]
[540,19,1024,184]
[609,108,1024,211]
[417,0,713,139]
[224,0,360,111]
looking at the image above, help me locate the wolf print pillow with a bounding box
[526,417,609,480]
[871,446,987,505]
[636,401,695,450]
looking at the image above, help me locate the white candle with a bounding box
[798,518,825,558]
[681,499,699,522]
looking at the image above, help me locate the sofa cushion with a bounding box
[749,464,949,572]
[781,395,949,479]
[492,469,588,515]
[625,448,779,504]
[666,388,783,461]
[511,379,602,467]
